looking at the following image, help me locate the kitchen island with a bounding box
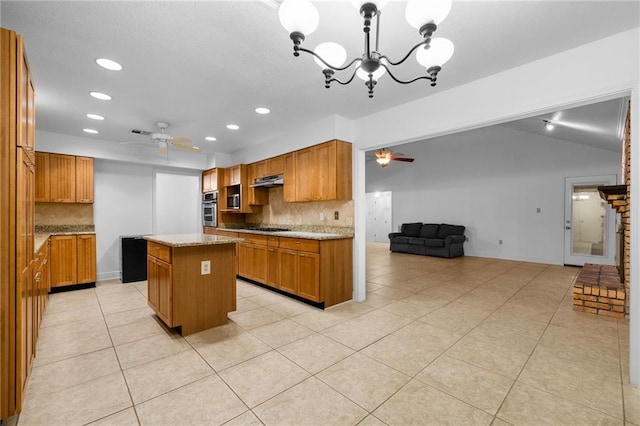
[144,233,242,336]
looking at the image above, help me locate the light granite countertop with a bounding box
[222,228,353,241]
[34,231,96,253]
[144,233,243,247]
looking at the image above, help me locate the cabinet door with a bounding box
[298,252,320,301]
[295,147,315,201]
[267,247,280,288]
[50,235,77,287]
[283,153,296,202]
[252,245,268,284]
[156,259,173,326]
[202,169,217,192]
[76,234,96,283]
[238,243,253,279]
[314,142,337,201]
[147,257,158,311]
[34,152,49,202]
[49,154,76,202]
[279,248,298,294]
[254,161,267,179]
[75,156,94,203]
[267,156,284,176]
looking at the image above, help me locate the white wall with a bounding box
[366,125,621,264]
[94,160,153,280]
[154,172,201,235]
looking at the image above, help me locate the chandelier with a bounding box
[278,0,454,98]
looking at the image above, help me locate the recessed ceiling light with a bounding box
[86,113,105,120]
[226,124,239,130]
[255,107,270,115]
[95,58,123,71]
[205,136,217,141]
[90,91,112,100]
[83,128,99,134]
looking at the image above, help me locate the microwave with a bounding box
[227,193,240,209]
[203,191,217,202]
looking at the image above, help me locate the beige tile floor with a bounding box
[13,242,639,425]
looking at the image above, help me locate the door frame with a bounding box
[563,174,618,266]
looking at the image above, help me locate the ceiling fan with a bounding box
[371,148,415,168]
[122,121,200,154]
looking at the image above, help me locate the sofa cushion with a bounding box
[393,236,411,244]
[401,222,422,238]
[420,224,439,239]
[437,224,465,239]
[425,239,445,248]
[408,238,426,246]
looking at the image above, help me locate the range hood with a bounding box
[250,174,284,188]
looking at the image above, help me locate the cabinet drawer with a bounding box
[215,230,239,238]
[279,237,319,253]
[148,241,171,263]
[242,234,268,245]
[267,236,279,247]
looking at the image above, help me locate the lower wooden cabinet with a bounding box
[50,234,96,288]
[147,254,172,326]
[237,234,352,307]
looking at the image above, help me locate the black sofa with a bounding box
[388,223,466,258]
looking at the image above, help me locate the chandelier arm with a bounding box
[328,68,359,86]
[379,40,428,67]
[297,47,361,72]
[381,64,433,85]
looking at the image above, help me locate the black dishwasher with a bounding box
[120,235,148,283]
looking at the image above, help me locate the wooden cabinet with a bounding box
[236,233,353,307]
[283,153,296,202]
[75,156,94,203]
[2,28,39,418]
[225,165,242,186]
[49,154,76,203]
[202,168,219,193]
[50,235,78,287]
[297,251,320,301]
[35,152,94,203]
[50,234,96,288]
[238,234,268,283]
[146,240,237,335]
[267,155,284,176]
[76,234,96,284]
[147,255,172,326]
[287,140,352,202]
[247,163,269,206]
[34,152,49,202]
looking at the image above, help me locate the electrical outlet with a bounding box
[201,260,211,275]
[319,212,324,220]
[536,207,541,213]
[499,240,503,245]
[465,236,469,242]
[334,211,339,220]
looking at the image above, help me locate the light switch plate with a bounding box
[201,260,211,275]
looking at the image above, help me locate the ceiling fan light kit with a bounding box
[279,0,454,98]
[374,148,415,168]
[126,121,199,154]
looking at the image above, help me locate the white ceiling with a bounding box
[1,1,638,156]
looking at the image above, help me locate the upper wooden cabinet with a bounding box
[202,168,219,193]
[35,152,94,203]
[225,165,242,186]
[267,155,284,176]
[283,153,296,202]
[75,157,94,203]
[287,140,352,202]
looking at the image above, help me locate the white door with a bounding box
[564,175,617,266]
[366,191,392,242]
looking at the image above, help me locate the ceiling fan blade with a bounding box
[172,137,191,144]
[130,129,153,136]
[174,144,200,152]
[391,157,415,162]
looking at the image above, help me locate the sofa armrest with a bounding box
[388,232,403,240]
[444,235,466,246]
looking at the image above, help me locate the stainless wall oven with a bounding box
[202,192,217,227]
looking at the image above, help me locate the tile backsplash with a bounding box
[35,203,94,226]
[245,187,354,228]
